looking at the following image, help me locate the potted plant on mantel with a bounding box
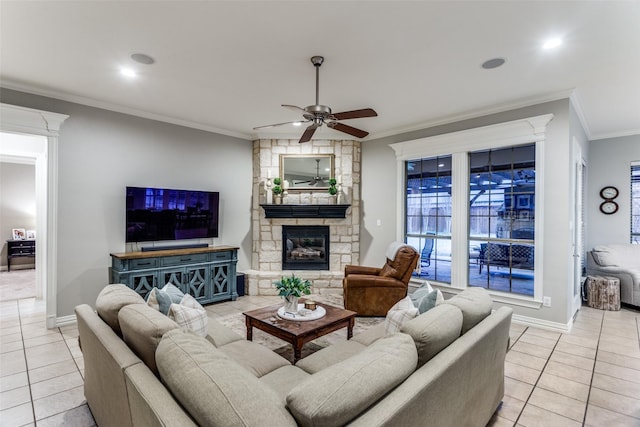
[272,178,283,204]
[274,274,311,314]
[328,178,338,204]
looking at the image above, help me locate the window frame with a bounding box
[390,114,553,307]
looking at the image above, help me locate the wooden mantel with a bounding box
[260,204,350,219]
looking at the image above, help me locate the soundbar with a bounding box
[141,243,209,252]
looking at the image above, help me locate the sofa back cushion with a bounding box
[156,329,297,427]
[119,304,178,375]
[286,332,417,427]
[442,287,493,334]
[592,244,640,267]
[400,303,463,368]
[96,284,145,335]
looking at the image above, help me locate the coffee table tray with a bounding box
[277,305,326,321]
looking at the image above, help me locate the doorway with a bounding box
[0,134,45,301]
[1,103,68,328]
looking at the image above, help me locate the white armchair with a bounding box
[586,244,640,307]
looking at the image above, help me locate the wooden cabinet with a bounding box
[6,239,36,272]
[110,246,239,304]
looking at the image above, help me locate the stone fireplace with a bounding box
[282,225,330,271]
[246,139,361,296]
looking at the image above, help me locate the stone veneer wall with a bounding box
[246,139,361,296]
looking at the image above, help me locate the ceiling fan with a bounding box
[294,159,328,186]
[254,56,377,143]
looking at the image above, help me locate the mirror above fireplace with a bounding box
[280,154,335,190]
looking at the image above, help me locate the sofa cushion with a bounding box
[351,321,385,346]
[443,287,493,334]
[218,340,291,378]
[294,339,367,374]
[400,303,463,367]
[157,329,297,427]
[286,333,417,427]
[205,317,244,347]
[259,365,311,405]
[591,246,620,267]
[167,294,208,337]
[95,284,145,335]
[118,304,179,375]
[384,295,419,335]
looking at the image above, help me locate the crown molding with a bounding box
[371,89,575,141]
[1,82,252,140]
[589,128,640,141]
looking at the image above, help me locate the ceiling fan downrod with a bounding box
[311,55,324,106]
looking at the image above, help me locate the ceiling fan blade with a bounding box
[253,119,310,130]
[282,104,307,115]
[299,124,318,143]
[330,108,377,121]
[327,121,369,138]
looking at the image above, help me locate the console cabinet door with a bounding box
[160,268,186,294]
[129,272,157,300]
[185,266,210,301]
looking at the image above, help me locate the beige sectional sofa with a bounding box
[586,244,640,307]
[76,285,512,427]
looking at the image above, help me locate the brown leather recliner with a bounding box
[343,244,419,316]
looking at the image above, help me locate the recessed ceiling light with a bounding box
[543,38,562,49]
[120,68,137,78]
[481,58,506,70]
[292,122,302,127]
[131,53,155,65]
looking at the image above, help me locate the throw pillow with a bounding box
[167,294,208,337]
[146,283,185,315]
[410,282,445,313]
[384,295,419,336]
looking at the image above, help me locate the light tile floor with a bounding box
[1,291,638,426]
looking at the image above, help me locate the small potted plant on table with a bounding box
[274,274,311,314]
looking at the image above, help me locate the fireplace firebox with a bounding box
[282,225,330,270]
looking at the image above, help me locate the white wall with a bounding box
[361,99,580,327]
[587,134,640,248]
[0,89,253,317]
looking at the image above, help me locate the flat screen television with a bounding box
[126,186,219,243]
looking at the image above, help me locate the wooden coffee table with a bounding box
[243,302,357,363]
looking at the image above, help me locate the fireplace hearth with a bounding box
[282,225,330,270]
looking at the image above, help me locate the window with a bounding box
[406,156,452,283]
[469,145,535,296]
[392,114,552,301]
[632,162,640,244]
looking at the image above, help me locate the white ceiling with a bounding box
[1,1,639,142]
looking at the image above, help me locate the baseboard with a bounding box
[55,314,77,328]
[511,313,573,333]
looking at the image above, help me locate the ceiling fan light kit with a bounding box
[254,56,377,143]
